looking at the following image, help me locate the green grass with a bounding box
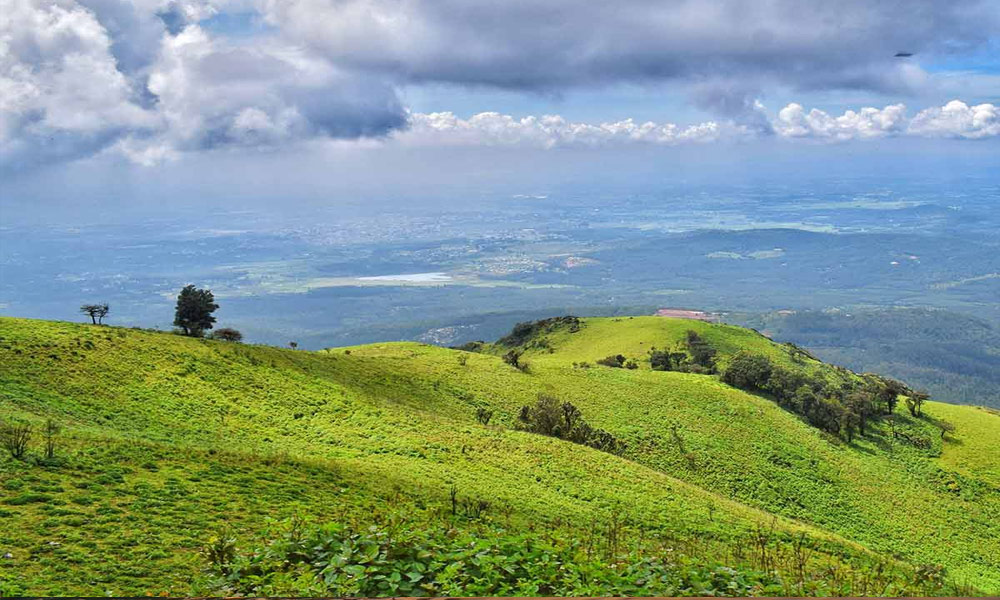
[1,316,998,595]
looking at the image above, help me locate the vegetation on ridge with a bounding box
[0,315,998,596]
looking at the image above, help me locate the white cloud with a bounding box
[396,101,1000,149]
[908,100,1000,139]
[773,103,908,140]
[0,0,156,165]
[1,0,405,168]
[398,112,749,148]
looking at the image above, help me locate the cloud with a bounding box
[2,0,998,168]
[261,0,998,93]
[398,101,1000,149]
[399,112,747,148]
[0,0,157,167]
[127,25,405,154]
[773,103,908,140]
[2,0,405,168]
[909,100,1000,139]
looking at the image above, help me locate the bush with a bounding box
[450,341,485,352]
[517,394,625,455]
[208,519,782,597]
[648,348,687,371]
[0,420,32,460]
[475,407,493,425]
[596,354,626,368]
[202,527,238,575]
[502,350,528,372]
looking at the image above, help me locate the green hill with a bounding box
[0,316,998,596]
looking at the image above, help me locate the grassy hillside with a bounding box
[1,316,998,596]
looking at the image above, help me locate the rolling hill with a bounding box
[0,316,998,596]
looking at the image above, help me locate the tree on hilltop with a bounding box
[174,285,219,337]
[80,303,109,325]
[211,327,243,342]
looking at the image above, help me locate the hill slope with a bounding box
[0,316,998,596]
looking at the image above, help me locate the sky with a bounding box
[1,0,1000,201]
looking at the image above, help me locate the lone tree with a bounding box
[211,327,243,342]
[174,285,219,337]
[80,303,109,324]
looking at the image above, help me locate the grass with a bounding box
[0,316,998,595]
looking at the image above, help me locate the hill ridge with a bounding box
[1,316,998,595]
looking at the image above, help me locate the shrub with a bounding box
[475,407,493,425]
[0,420,32,460]
[3,493,52,506]
[502,350,528,372]
[450,341,485,352]
[648,348,686,371]
[207,519,782,597]
[517,394,625,455]
[596,354,626,368]
[202,527,238,575]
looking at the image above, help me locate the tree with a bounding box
[44,419,60,459]
[906,390,929,417]
[173,285,219,336]
[845,390,875,435]
[721,352,773,391]
[685,330,717,371]
[211,328,243,342]
[80,303,109,325]
[0,420,32,460]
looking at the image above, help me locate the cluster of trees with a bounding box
[79,303,109,324]
[648,331,718,374]
[79,284,247,343]
[517,394,626,456]
[720,351,928,442]
[497,316,581,347]
[1,418,60,461]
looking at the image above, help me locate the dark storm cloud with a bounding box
[264,0,999,93]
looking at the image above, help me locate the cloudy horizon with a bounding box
[2,0,999,176]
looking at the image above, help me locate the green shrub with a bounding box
[596,354,626,368]
[208,519,782,597]
[3,492,53,506]
[517,394,625,455]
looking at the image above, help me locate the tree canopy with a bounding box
[173,285,219,337]
[79,303,109,325]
